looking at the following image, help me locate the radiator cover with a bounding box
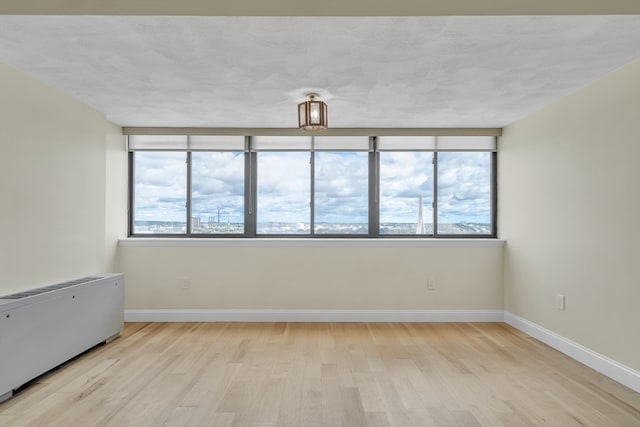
[0,273,124,402]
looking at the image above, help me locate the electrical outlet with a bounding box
[557,294,565,311]
[181,277,190,290]
[427,278,436,291]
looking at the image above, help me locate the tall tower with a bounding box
[416,194,425,234]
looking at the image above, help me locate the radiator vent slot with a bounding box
[1,276,104,299]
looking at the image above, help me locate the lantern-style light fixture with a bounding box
[298,93,328,131]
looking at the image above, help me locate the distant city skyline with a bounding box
[134,220,491,235]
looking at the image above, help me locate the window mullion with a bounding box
[186,151,192,235]
[491,151,498,237]
[245,137,257,237]
[128,151,135,236]
[369,137,379,237]
[432,152,438,237]
[310,150,315,236]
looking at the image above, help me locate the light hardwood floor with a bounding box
[0,322,638,427]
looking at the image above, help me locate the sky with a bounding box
[133,150,491,225]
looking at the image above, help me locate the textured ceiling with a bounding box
[0,15,639,128]
[2,0,640,16]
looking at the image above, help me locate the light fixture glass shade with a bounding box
[298,93,328,131]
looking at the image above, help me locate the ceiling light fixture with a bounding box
[298,93,328,131]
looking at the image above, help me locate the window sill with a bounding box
[118,238,505,248]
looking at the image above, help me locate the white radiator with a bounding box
[0,273,124,403]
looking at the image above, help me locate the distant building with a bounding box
[416,195,425,234]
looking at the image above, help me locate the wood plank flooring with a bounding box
[0,322,638,426]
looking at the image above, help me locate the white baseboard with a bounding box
[124,309,504,323]
[0,391,12,404]
[504,311,640,393]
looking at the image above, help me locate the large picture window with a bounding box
[256,152,311,234]
[379,152,434,235]
[436,152,492,235]
[191,151,245,234]
[314,152,368,235]
[129,134,496,238]
[132,152,187,234]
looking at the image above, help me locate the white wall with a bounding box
[104,122,128,272]
[0,63,122,293]
[500,60,640,371]
[119,243,504,311]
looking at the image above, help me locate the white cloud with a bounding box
[132,149,492,228]
[191,152,244,222]
[134,152,187,221]
[437,152,491,222]
[380,151,433,223]
[315,152,368,223]
[257,152,310,223]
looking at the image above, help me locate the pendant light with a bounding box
[298,93,328,131]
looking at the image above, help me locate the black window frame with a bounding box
[128,136,497,238]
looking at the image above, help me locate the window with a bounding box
[132,152,186,234]
[314,152,368,234]
[437,152,492,235]
[256,152,311,234]
[129,135,496,238]
[191,152,244,234]
[254,151,369,235]
[379,152,433,235]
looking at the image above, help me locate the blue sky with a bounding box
[134,150,491,224]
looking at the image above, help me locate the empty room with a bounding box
[0,1,639,426]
